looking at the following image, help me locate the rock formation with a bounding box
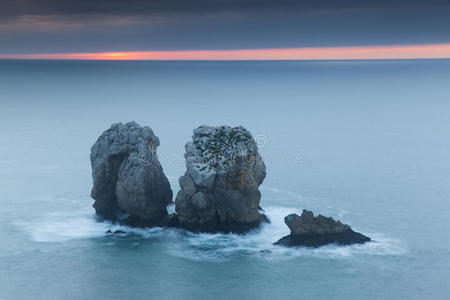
[175,125,267,233]
[90,122,173,226]
[274,210,370,247]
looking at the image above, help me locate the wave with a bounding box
[14,204,406,262]
[14,209,110,243]
[166,206,406,262]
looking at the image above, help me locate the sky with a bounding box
[1,0,450,59]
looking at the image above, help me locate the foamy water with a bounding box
[14,194,406,262]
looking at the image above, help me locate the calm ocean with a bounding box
[1,59,449,299]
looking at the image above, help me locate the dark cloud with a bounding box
[2,0,450,19]
[1,0,450,53]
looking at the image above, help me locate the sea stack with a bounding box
[175,125,267,233]
[275,209,371,247]
[90,122,173,226]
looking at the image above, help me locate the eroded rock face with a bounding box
[90,122,172,226]
[175,125,267,233]
[274,210,370,247]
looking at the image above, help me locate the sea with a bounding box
[0,59,449,299]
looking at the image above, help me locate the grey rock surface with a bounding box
[275,209,371,247]
[175,125,267,233]
[90,122,172,226]
[285,210,351,235]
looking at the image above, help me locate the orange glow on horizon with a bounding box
[2,44,450,60]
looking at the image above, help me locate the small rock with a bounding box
[275,209,371,247]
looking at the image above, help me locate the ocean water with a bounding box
[0,59,449,299]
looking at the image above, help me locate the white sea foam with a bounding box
[15,209,110,242]
[15,186,406,260]
[15,204,406,261]
[167,205,407,262]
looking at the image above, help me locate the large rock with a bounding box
[90,122,173,226]
[175,125,267,233]
[274,210,370,247]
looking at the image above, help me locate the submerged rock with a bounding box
[175,125,267,233]
[274,210,370,247]
[105,229,127,234]
[90,122,173,226]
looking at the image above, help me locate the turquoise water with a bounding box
[1,60,449,299]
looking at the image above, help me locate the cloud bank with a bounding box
[1,1,450,54]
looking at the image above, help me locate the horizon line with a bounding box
[2,44,450,60]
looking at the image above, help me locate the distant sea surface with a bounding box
[1,59,449,299]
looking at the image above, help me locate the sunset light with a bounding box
[2,44,450,60]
